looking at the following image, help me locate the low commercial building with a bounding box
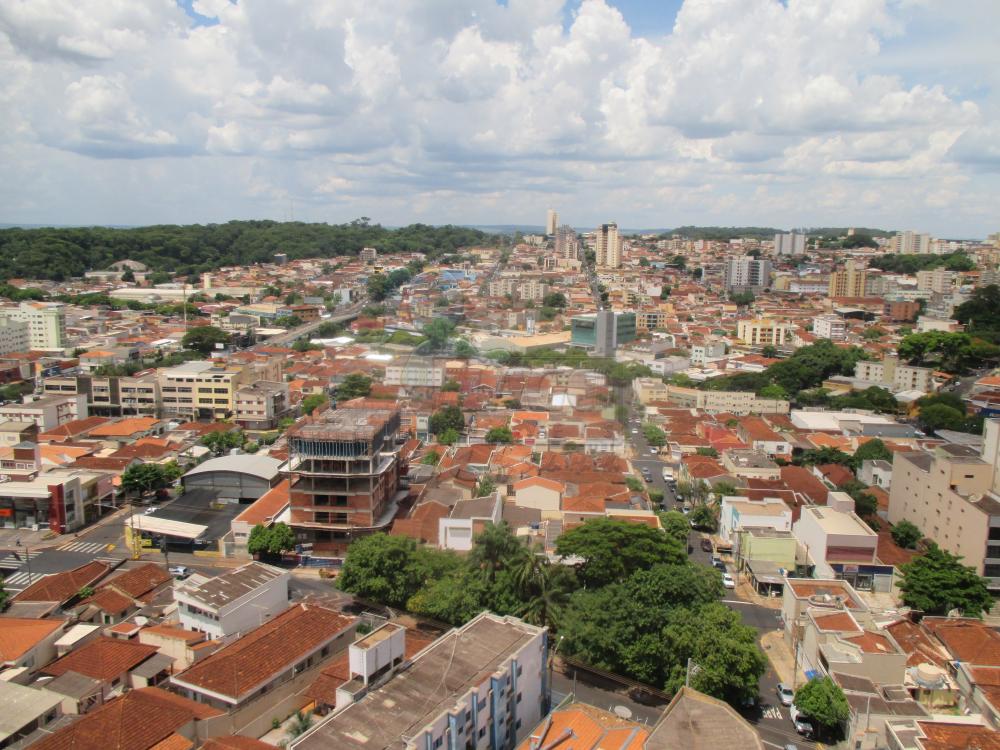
[813,315,848,341]
[171,603,358,712]
[794,496,885,588]
[158,360,245,420]
[439,494,503,552]
[0,681,64,748]
[0,394,86,431]
[720,497,792,543]
[384,359,445,388]
[0,468,115,533]
[174,562,290,639]
[661,385,789,415]
[291,612,547,750]
[182,454,284,501]
[233,380,291,430]
[737,319,793,347]
[722,450,781,481]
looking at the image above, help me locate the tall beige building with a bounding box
[0,302,67,350]
[595,222,621,268]
[828,260,868,298]
[888,440,1000,591]
[0,318,30,355]
[545,209,558,236]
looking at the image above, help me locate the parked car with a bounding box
[143,506,157,515]
[628,687,663,706]
[168,565,190,579]
[713,560,727,572]
[700,538,713,553]
[776,683,795,706]
[722,572,735,589]
[793,718,813,738]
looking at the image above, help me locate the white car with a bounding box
[168,565,190,579]
[777,683,795,706]
[650,448,658,455]
[631,429,639,434]
[722,573,735,589]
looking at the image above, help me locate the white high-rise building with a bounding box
[724,257,772,292]
[890,231,932,254]
[774,232,806,256]
[595,222,621,268]
[0,302,67,350]
[0,318,30,355]
[545,209,558,236]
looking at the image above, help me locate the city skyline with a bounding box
[0,0,997,235]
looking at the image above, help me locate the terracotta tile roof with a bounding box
[172,604,355,701]
[0,617,66,662]
[513,476,564,493]
[845,631,896,654]
[876,529,919,567]
[83,588,135,615]
[148,734,193,750]
[390,500,449,545]
[885,619,949,668]
[87,418,162,437]
[916,721,1000,750]
[234,479,290,525]
[39,416,112,440]
[14,561,114,604]
[923,617,1000,666]
[31,687,221,750]
[42,637,159,681]
[813,612,861,633]
[514,702,650,750]
[98,563,172,599]
[140,625,205,644]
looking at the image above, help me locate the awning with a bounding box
[128,514,207,540]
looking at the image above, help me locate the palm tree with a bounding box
[286,710,313,739]
[513,547,571,630]
[469,522,526,584]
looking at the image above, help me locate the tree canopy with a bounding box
[891,520,922,550]
[0,221,494,281]
[555,518,685,588]
[181,325,231,355]
[429,405,464,436]
[121,463,174,498]
[794,676,850,738]
[335,373,372,402]
[247,522,297,557]
[484,426,514,444]
[899,543,992,617]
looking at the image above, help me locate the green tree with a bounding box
[485,426,514,444]
[729,291,755,306]
[475,475,497,498]
[422,318,456,351]
[301,393,329,415]
[338,533,462,609]
[437,427,460,445]
[200,429,244,456]
[689,504,718,532]
[336,373,373,401]
[181,325,230,354]
[120,268,135,282]
[795,446,853,467]
[469,521,528,585]
[542,291,567,309]
[794,677,849,739]
[454,339,477,359]
[658,511,689,545]
[758,383,788,400]
[899,543,992,616]
[761,345,778,358]
[891,520,922,549]
[121,463,171,499]
[695,447,718,458]
[918,403,968,434]
[247,522,297,557]
[850,438,892,469]
[625,476,644,492]
[642,423,667,447]
[555,518,685,588]
[429,405,464,436]
[420,451,440,466]
[0,579,7,612]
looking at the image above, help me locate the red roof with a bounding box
[14,561,114,604]
[42,637,159,681]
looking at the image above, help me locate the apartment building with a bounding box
[0,302,67,350]
[855,354,935,393]
[737,318,793,347]
[774,231,806,256]
[890,231,932,255]
[916,267,956,295]
[157,361,244,420]
[286,406,402,554]
[384,359,445,388]
[554,225,577,259]
[888,444,1000,590]
[724,257,772,293]
[0,318,30,355]
[516,278,548,302]
[292,613,547,750]
[0,394,86,431]
[828,260,868,298]
[234,380,291,430]
[662,385,790,415]
[595,222,621,268]
[545,209,558,236]
[43,373,160,417]
[813,315,847,341]
[174,562,290,639]
[360,247,378,263]
[634,310,671,333]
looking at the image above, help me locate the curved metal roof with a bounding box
[183,454,283,482]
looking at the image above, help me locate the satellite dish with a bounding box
[613,706,632,720]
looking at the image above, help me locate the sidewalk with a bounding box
[760,630,803,688]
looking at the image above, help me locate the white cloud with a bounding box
[0,0,996,235]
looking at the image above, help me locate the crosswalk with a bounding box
[2,570,50,589]
[56,540,110,554]
[0,549,43,572]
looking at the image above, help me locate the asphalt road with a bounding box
[264,302,365,346]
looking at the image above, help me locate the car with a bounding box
[714,561,727,572]
[700,538,713,553]
[680,505,691,515]
[722,573,735,588]
[793,718,813,738]
[144,506,157,515]
[168,565,190,579]
[644,475,653,483]
[776,683,795,706]
[631,428,639,434]
[650,449,658,455]
[784,745,800,750]
[627,686,663,706]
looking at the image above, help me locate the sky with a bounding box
[0,0,997,237]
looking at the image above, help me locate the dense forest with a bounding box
[868,251,975,274]
[0,220,495,281]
